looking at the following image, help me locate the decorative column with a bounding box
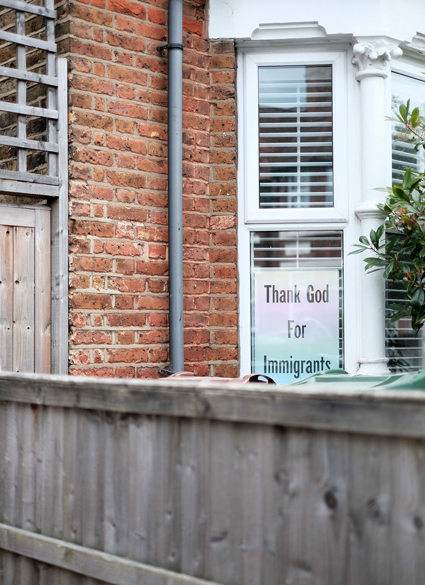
[352,40,402,375]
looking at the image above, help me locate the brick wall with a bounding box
[57,0,239,377]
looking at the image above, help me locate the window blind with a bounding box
[386,72,425,372]
[258,65,334,209]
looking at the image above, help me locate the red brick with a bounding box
[73,257,113,272]
[104,241,142,256]
[108,0,146,19]
[109,277,146,292]
[137,296,168,310]
[215,365,239,378]
[71,4,113,26]
[70,294,112,310]
[115,367,136,377]
[71,331,112,345]
[107,313,146,327]
[72,220,114,238]
[117,331,135,344]
[107,348,148,363]
[148,7,166,24]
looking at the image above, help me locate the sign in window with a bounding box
[251,231,344,383]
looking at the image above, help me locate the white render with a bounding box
[209,0,425,46]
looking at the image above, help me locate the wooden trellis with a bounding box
[0,0,68,374]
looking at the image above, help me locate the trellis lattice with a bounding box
[0,0,60,197]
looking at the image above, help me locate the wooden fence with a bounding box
[0,372,425,584]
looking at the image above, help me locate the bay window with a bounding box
[239,44,425,382]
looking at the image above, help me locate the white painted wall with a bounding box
[209,0,425,44]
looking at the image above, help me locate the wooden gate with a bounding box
[0,205,50,373]
[0,0,68,373]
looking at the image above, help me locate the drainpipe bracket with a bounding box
[156,43,184,52]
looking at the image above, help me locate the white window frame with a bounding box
[238,45,359,379]
[243,49,349,224]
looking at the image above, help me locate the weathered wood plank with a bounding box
[127,415,154,563]
[0,179,59,197]
[13,226,35,373]
[0,136,59,154]
[0,0,56,18]
[0,169,59,186]
[15,9,26,174]
[17,402,37,584]
[179,419,209,579]
[0,30,56,52]
[45,0,58,179]
[0,404,19,582]
[0,225,13,371]
[0,523,223,585]
[0,205,36,228]
[0,100,58,120]
[51,58,68,375]
[1,373,425,439]
[206,422,243,584]
[34,209,51,374]
[0,66,58,87]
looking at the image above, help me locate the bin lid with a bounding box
[284,368,425,390]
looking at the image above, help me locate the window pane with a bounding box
[387,72,425,372]
[258,65,333,209]
[251,231,343,384]
[392,73,425,184]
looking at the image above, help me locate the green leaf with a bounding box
[348,247,367,255]
[392,186,410,202]
[364,257,387,269]
[383,261,394,279]
[411,107,420,126]
[410,287,425,309]
[399,103,408,120]
[386,235,400,254]
[390,308,411,323]
[376,224,385,242]
[359,236,370,246]
[370,229,378,248]
[412,190,422,206]
[402,168,412,189]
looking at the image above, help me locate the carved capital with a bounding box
[355,201,387,221]
[352,42,402,80]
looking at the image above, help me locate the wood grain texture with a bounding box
[0,29,56,52]
[0,170,59,185]
[51,57,69,375]
[15,9,26,174]
[0,65,58,87]
[13,226,35,373]
[2,377,425,582]
[1,373,425,438]
[0,523,223,585]
[0,205,36,228]
[0,225,13,371]
[0,180,58,197]
[0,0,56,18]
[34,209,51,373]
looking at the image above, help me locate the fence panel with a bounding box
[0,373,424,584]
